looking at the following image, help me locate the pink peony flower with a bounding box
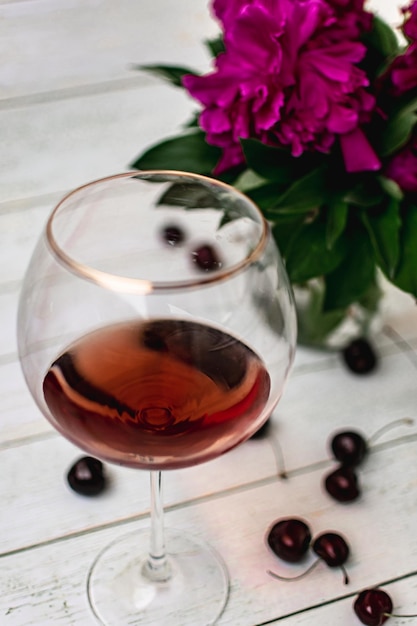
[377,23,417,98]
[402,0,417,41]
[387,42,417,96]
[184,0,379,174]
[385,132,417,194]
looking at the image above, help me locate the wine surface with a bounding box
[43,319,271,469]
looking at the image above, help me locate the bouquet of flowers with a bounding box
[131,0,417,345]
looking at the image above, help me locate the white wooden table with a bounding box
[2,1,417,624]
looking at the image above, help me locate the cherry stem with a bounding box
[368,417,414,445]
[267,559,320,581]
[341,564,349,585]
[268,562,349,585]
[386,613,417,619]
[382,325,417,369]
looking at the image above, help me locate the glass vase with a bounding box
[293,277,383,350]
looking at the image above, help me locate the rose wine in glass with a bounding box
[17,171,297,625]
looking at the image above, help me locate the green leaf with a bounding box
[157,182,224,209]
[271,215,305,258]
[205,35,225,57]
[217,164,245,185]
[343,178,385,207]
[267,166,330,216]
[235,168,267,192]
[245,182,290,215]
[392,89,417,117]
[241,138,327,184]
[392,203,417,297]
[136,64,198,87]
[360,198,401,278]
[241,139,295,182]
[364,15,400,59]
[358,278,384,313]
[284,218,347,283]
[130,131,221,174]
[360,16,400,81]
[378,100,417,157]
[323,226,376,311]
[326,198,348,249]
[378,175,404,201]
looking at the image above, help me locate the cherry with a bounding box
[354,589,393,625]
[67,456,106,496]
[331,430,367,466]
[312,532,349,579]
[324,465,360,502]
[342,337,377,374]
[161,224,185,246]
[330,419,413,468]
[267,518,312,563]
[191,244,222,271]
[354,588,417,625]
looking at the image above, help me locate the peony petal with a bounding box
[385,133,417,193]
[213,144,245,174]
[200,108,231,134]
[225,5,281,70]
[327,104,358,133]
[183,72,238,108]
[339,128,381,172]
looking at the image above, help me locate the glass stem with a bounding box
[142,470,172,582]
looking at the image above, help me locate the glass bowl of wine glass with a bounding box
[17,170,297,625]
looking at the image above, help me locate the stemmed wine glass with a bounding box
[17,170,296,625]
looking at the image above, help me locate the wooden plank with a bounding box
[0,201,53,285]
[0,84,194,204]
[0,0,217,100]
[0,360,52,445]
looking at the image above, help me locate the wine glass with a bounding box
[17,170,297,625]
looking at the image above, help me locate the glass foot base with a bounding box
[87,528,230,625]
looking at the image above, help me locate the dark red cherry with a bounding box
[324,465,360,502]
[312,532,350,583]
[354,589,393,625]
[342,338,377,374]
[267,518,312,563]
[191,244,222,271]
[161,224,185,246]
[67,456,106,496]
[312,532,349,567]
[331,430,368,466]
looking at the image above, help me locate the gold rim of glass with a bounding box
[45,170,269,294]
